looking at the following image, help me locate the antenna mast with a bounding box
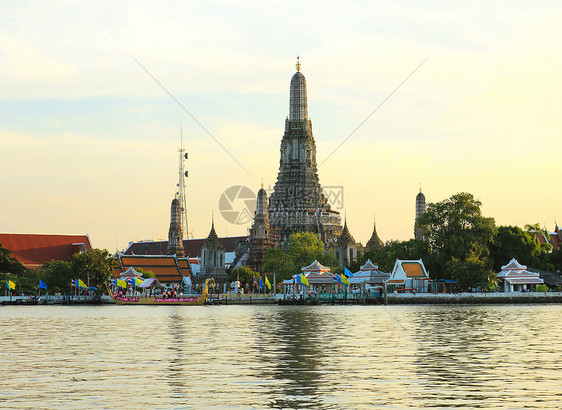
[177,125,189,239]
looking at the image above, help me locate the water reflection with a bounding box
[252,307,326,408]
[2,305,562,408]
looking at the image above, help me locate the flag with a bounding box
[115,278,127,288]
[6,280,16,290]
[344,267,354,278]
[39,280,48,290]
[71,279,77,287]
[132,277,143,287]
[258,276,263,290]
[77,279,87,289]
[333,274,342,284]
[341,274,350,286]
[264,275,271,290]
[296,274,309,286]
[254,277,258,287]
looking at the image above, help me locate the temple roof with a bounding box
[360,259,379,271]
[337,219,356,247]
[301,260,331,272]
[203,218,224,250]
[0,233,92,269]
[366,218,383,250]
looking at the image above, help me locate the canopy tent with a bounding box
[120,266,143,278]
[138,278,163,288]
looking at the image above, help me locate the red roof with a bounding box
[124,236,248,257]
[0,233,92,269]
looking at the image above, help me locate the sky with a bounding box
[1,0,561,252]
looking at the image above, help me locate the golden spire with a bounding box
[296,55,301,72]
[419,183,422,193]
[261,178,264,189]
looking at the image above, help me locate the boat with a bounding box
[107,278,215,306]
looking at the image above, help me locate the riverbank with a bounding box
[3,292,562,306]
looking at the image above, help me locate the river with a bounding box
[1,304,561,408]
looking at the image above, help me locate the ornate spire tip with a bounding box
[296,55,301,72]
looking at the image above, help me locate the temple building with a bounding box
[249,184,278,273]
[333,218,362,266]
[197,217,227,284]
[268,57,342,246]
[414,187,426,240]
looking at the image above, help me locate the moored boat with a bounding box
[107,278,215,306]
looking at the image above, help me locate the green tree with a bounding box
[41,260,73,293]
[446,252,495,291]
[490,226,545,271]
[0,242,25,276]
[228,266,258,288]
[263,247,286,278]
[262,232,339,281]
[70,248,114,288]
[549,248,562,274]
[135,268,156,278]
[364,239,430,273]
[416,192,496,279]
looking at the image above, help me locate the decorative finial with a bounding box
[419,183,422,193]
[296,55,301,72]
[261,178,264,189]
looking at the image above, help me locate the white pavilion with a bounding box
[497,258,544,292]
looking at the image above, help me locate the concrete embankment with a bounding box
[383,292,562,304]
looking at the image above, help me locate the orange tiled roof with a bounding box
[116,254,191,283]
[0,233,92,268]
[402,262,425,277]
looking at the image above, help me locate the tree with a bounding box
[262,232,339,281]
[263,247,287,278]
[364,239,430,273]
[490,226,545,271]
[40,260,73,293]
[0,242,25,276]
[416,192,496,279]
[70,248,114,288]
[228,266,258,288]
[549,249,562,274]
[135,268,156,279]
[446,252,495,291]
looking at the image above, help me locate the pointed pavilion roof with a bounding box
[360,259,379,271]
[366,217,383,250]
[203,216,224,250]
[336,218,356,247]
[301,260,331,273]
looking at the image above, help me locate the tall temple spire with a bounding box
[268,59,342,246]
[289,57,308,121]
[415,187,427,240]
[166,196,185,257]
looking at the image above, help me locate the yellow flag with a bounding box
[78,279,87,289]
[341,274,350,286]
[8,280,16,290]
[117,278,128,288]
[265,275,271,290]
[300,274,309,286]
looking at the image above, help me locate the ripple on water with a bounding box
[1,304,562,408]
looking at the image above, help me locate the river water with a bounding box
[1,304,561,408]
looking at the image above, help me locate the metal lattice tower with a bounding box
[177,126,189,239]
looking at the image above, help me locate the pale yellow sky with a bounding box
[0,1,560,251]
